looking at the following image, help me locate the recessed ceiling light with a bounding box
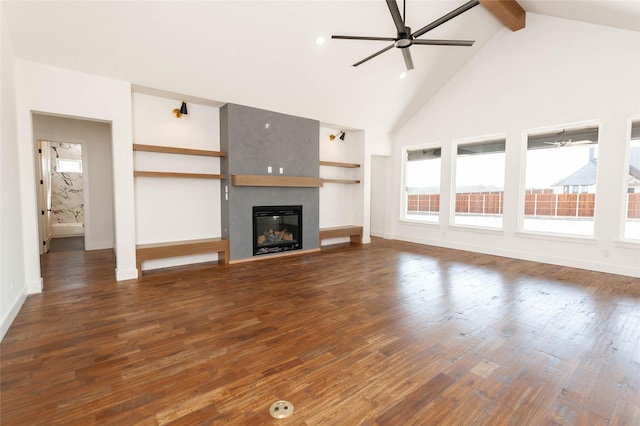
[400,72,407,79]
[315,36,325,46]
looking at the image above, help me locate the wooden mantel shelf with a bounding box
[232,174,324,188]
[133,144,226,157]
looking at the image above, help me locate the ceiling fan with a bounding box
[332,0,480,71]
[543,130,595,148]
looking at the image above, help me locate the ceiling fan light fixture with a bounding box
[315,36,325,46]
[331,0,478,70]
[400,71,408,79]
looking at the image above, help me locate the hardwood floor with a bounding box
[48,237,85,253]
[2,239,639,425]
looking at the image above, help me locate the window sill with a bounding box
[448,224,504,234]
[614,239,640,248]
[399,218,440,227]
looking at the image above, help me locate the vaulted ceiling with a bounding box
[4,1,639,134]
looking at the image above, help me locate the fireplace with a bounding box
[253,205,302,256]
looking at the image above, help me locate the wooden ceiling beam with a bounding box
[479,0,526,32]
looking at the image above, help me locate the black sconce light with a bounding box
[329,131,345,141]
[173,101,188,118]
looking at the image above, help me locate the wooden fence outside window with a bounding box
[407,192,640,218]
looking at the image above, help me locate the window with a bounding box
[523,125,599,236]
[405,147,441,222]
[454,138,505,228]
[56,159,82,173]
[624,120,640,240]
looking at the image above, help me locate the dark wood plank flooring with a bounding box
[1,239,639,424]
[48,236,85,253]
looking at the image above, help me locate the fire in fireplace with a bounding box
[253,205,302,255]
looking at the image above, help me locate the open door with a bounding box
[37,140,53,254]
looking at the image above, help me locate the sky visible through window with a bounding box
[456,152,505,192]
[406,158,440,193]
[56,159,82,173]
[526,145,597,189]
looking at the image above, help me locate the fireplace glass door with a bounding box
[253,205,302,255]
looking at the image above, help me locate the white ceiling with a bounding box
[4,0,639,134]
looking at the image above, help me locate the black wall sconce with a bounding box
[173,101,188,118]
[329,131,345,141]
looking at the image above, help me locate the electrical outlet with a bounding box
[279,167,284,174]
[268,166,272,173]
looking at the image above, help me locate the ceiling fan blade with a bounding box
[353,43,395,67]
[412,0,480,39]
[386,0,406,34]
[332,35,397,42]
[569,140,596,145]
[401,48,414,71]
[412,39,475,46]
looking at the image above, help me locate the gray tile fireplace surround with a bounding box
[220,103,320,261]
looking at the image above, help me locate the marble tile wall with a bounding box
[50,142,84,224]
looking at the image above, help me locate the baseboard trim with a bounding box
[116,268,139,281]
[85,241,114,251]
[1,290,27,342]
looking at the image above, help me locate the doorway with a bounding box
[37,140,86,254]
[33,113,115,290]
[370,155,391,238]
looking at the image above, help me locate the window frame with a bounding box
[622,117,640,242]
[450,136,507,231]
[56,158,83,173]
[402,143,443,224]
[520,122,600,238]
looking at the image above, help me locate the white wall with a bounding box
[392,14,640,277]
[15,60,136,285]
[1,3,27,340]
[32,114,114,250]
[132,92,222,271]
